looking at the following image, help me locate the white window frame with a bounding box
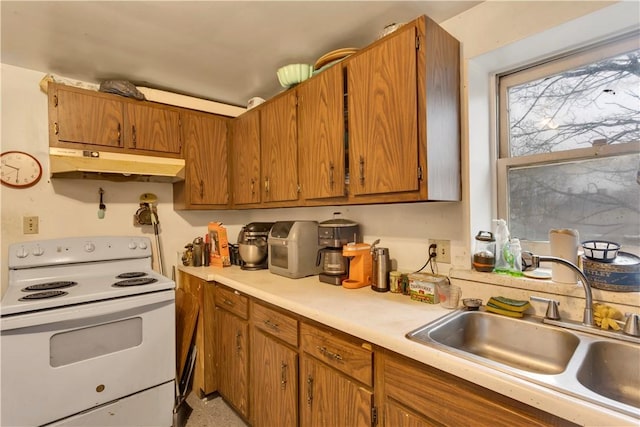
[496,34,640,243]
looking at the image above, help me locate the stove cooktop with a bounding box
[3,237,175,316]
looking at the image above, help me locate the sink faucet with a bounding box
[521,252,594,327]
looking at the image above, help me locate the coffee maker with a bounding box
[316,217,360,285]
[237,222,274,270]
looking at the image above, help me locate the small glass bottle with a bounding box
[389,271,402,293]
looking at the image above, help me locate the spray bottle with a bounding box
[493,219,510,274]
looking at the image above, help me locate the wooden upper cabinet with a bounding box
[347,26,419,196]
[260,91,299,203]
[49,82,184,157]
[53,85,124,148]
[125,103,182,154]
[174,111,229,208]
[298,64,346,200]
[230,109,261,206]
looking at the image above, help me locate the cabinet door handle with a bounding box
[131,125,137,147]
[263,319,280,331]
[359,156,365,186]
[235,331,242,354]
[200,180,204,198]
[54,122,59,135]
[264,177,270,193]
[117,122,122,146]
[329,161,335,188]
[316,345,343,362]
[250,178,255,195]
[280,362,288,390]
[306,375,313,405]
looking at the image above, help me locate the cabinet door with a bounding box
[230,109,261,205]
[300,355,372,427]
[260,91,299,203]
[54,86,124,148]
[215,307,249,418]
[384,400,435,427]
[347,27,418,196]
[182,112,229,206]
[251,329,298,427]
[125,103,182,154]
[298,64,346,199]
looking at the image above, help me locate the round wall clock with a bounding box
[1,151,43,188]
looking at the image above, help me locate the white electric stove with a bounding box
[1,236,176,427]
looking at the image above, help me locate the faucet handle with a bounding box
[530,296,561,320]
[623,313,640,337]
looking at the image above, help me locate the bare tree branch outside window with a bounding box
[501,46,640,245]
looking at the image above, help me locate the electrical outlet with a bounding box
[432,239,451,264]
[23,216,39,234]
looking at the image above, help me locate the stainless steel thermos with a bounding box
[371,247,390,292]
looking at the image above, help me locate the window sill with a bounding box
[450,268,639,309]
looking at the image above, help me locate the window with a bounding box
[498,34,640,247]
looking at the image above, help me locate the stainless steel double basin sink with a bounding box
[406,309,640,418]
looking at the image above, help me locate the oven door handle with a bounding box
[1,291,174,331]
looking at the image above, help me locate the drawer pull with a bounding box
[316,345,343,362]
[263,319,280,331]
[223,299,235,307]
[131,125,137,147]
[306,375,313,405]
[280,362,288,389]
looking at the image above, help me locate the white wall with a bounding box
[2,1,633,292]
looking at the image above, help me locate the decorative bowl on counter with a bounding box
[277,63,313,88]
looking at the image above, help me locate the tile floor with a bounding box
[178,391,247,427]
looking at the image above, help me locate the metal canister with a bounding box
[371,247,390,292]
[389,271,402,293]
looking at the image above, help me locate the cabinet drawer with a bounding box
[251,301,298,347]
[380,352,576,426]
[300,322,372,386]
[215,284,248,319]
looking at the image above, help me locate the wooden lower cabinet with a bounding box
[215,305,249,419]
[178,274,577,427]
[299,322,374,427]
[300,355,373,427]
[376,349,578,427]
[251,328,298,427]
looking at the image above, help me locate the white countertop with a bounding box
[179,265,638,426]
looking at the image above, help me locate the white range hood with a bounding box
[49,147,185,182]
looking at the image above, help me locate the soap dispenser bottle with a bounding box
[493,219,511,274]
[508,238,523,277]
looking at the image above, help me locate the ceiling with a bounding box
[1,1,481,109]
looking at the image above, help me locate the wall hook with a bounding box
[98,188,106,219]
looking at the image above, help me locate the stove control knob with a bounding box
[84,242,96,253]
[139,241,148,250]
[16,246,29,259]
[32,245,45,256]
[128,242,138,250]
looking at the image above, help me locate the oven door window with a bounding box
[270,245,288,269]
[50,317,142,367]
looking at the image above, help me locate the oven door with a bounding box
[0,291,175,427]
